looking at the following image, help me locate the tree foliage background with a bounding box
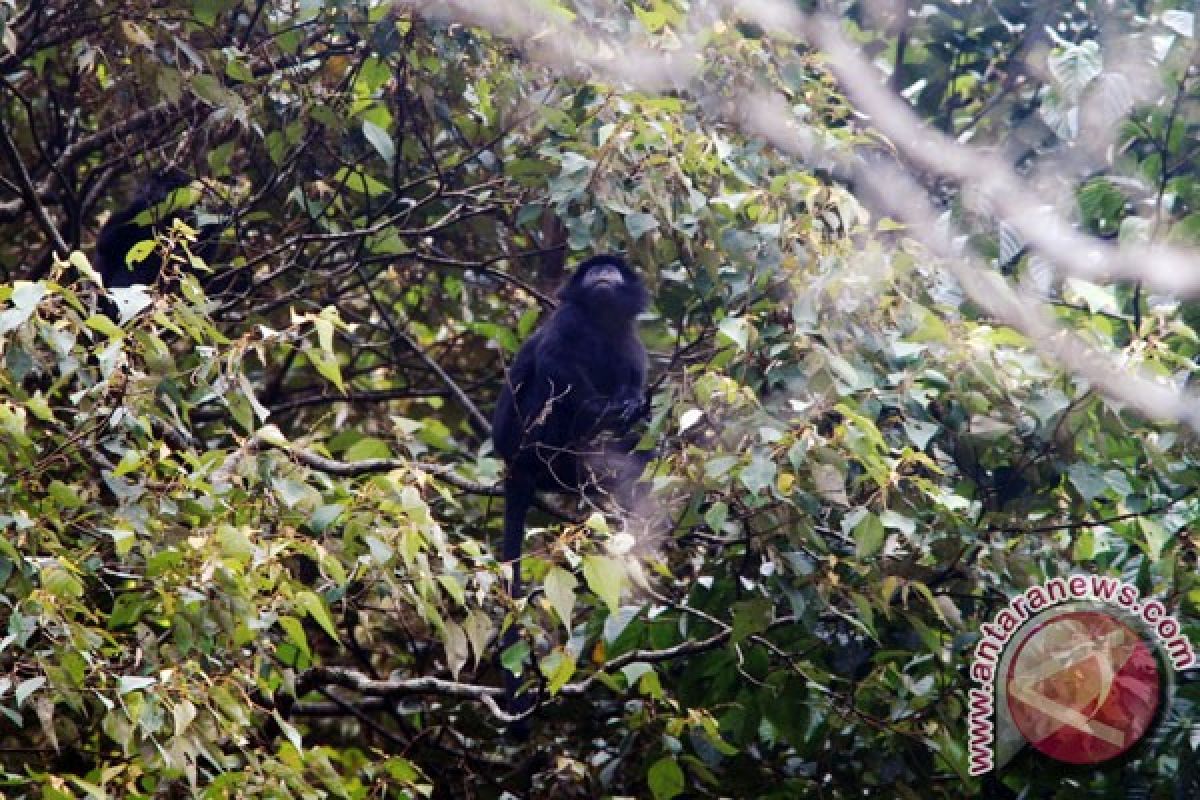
[0,0,1197,797]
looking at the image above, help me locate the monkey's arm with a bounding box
[532,334,647,432]
[609,350,648,424]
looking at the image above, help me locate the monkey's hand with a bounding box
[610,395,647,426]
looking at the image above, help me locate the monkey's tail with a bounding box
[502,477,532,600]
[500,477,534,736]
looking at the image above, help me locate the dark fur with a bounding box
[492,253,650,726]
[94,170,240,304]
[95,169,198,289]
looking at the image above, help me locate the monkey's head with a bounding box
[559,254,648,318]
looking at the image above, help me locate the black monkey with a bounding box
[492,254,650,721]
[493,254,650,593]
[95,168,201,288]
[93,169,239,307]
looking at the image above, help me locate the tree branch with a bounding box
[0,115,67,255]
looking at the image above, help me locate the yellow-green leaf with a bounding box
[582,555,625,614]
[544,567,578,629]
[296,590,340,643]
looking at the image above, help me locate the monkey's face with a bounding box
[580,262,626,290]
[561,255,649,317]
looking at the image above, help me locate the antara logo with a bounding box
[967,575,1195,776]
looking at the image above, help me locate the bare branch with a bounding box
[0,116,68,255]
[246,431,498,492]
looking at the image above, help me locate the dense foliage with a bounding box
[0,1,1196,797]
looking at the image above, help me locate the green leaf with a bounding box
[274,477,315,509]
[1047,40,1101,102]
[717,317,750,351]
[255,423,289,448]
[468,321,518,353]
[704,456,739,480]
[880,510,915,535]
[42,564,83,599]
[15,676,45,707]
[439,574,466,607]
[108,593,148,629]
[633,5,667,31]
[272,710,304,751]
[1077,179,1125,230]
[191,73,237,108]
[357,56,391,91]
[704,502,728,533]
[1064,278,1119,315]
[279,616,311,660]
[464,611,493,668]
[540,649,577,695]
[48,480,83,510]
[853,512,885,558]
[112,448,143,477]
[544,567,578,630]
[1067,464,1106,503]
[731,597,772,644]
[306,346,345,392]
[238,371,270,423]
[648,757,686,800]
[216,525,254,563]
[1169,212,1200,246]
[296,590,341,643]
[500,638,530,676]
[1073,529,1097,561]
[362,119,395,164]
[443,619,468,678]
[506,159,556,181]
[625,212,659,240]
[333,166,390,196]
[308,503,344,534]
[935,727,973,782]
[193,0,231,27]
[173,698,198,737]
[582,555,625,614]
[117,675,157,695]
[739,453,777,495]
[1138,517,1169,561]
[0,281,46,333]
[224,57,253,83]
[109,286,154,323]
[904,419,939,449]
[343,437,392,461]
